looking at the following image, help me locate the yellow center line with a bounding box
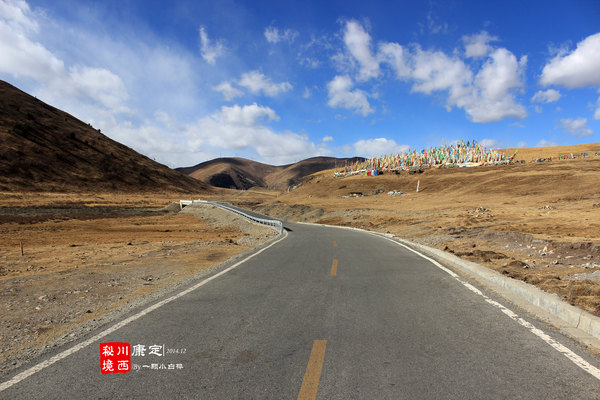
[297,340,327,400]
[333,241,337,247]
[330,259,338,277]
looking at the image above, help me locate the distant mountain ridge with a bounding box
[0,80,210,193]
[177,156,365,190]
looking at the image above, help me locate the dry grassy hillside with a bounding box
[503,143,600,161]
[0,80,210,193]
[263,156,363,189]
[178,156,364,190]
[178,158,282,189]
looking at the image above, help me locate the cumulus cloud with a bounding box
[343,20,380,81]
[214,71,292,100]
[464,49,528,122]
[187,104,330,164]
[238,70,292,97]
[463,31,498,58]
[338,21,527,123]
[532,89,561,103]
[378,42,411,79]
[479,139,504,149]
[213,81,243,101]
[264,26,298,43]
[327,75,374,116]
[410,48,472,97]
[353,138,410,158]
[540,33,600,121]
[405,47,526,122]
[322,136,334,142]
[199,26,224,65]
[540,33,600,88]
[0,0,128,113]
[559,118,593,137]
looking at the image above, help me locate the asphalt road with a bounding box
[2,221,600,399]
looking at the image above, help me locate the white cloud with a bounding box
[238,70,292,97]
[0,0,38,32]
[410,48,472,96]
[517,141,528,148]
[322,136,334,142]
[532,89,561,103]
[353,138,410,158]
[187,104,330,165]
[378,42,411,79]
[540,33,600,88]
[480,139,504,149]
[0,1,128,113]
[343,20,380,81]
[199,26,224,65]
[215,72,293,100]
[264,26,298,44]
[406,47,527,122]
[327,75,374,116]
[463,31,498,58]
[594,96,600,120]
[67,66,129,112]
[338,21,527,123]
[537,139,558,147]
[213,81,243,101]
[464,49,528,122]
[105,117,188,162]
[559,118,593,137]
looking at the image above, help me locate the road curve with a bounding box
[2,221,600,399]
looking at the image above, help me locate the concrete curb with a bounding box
[295,221,600,346]
[392,237,600,342]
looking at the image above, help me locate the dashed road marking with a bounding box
[298,340,327,400]
[330,259,338,277]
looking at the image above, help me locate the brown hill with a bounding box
[178,156,364,190]
[0,80,210,193]
[177,158,281,190]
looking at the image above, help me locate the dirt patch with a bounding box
[0,198,277,375]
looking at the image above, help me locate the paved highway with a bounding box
[2,221,600,399]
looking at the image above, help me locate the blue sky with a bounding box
[1,0,599,167]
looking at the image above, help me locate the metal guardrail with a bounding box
[179,200,283,234]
